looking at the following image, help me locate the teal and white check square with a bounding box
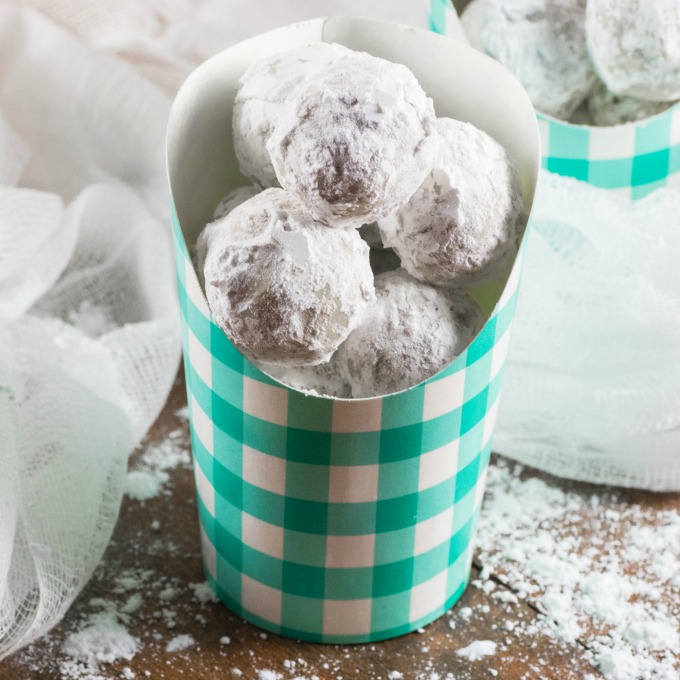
[173,206,520,643]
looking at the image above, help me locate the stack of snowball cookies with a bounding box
[197,43,526,399]
[462,0,680,125]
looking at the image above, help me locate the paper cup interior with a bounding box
[167,16,540,395]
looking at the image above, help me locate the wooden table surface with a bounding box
[2,370,678,680]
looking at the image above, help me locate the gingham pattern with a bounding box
[173,210,521,643]
[429,0,680,200]
[537,109,680,199]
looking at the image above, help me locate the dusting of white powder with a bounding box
[267,51,437,229]
[165,634,195,652]
[335,269,484,398]
[190,581,218,604]
[62,601,138,664]
[233,42,352,188]
[456,640,497,661]
[472,460,680,680]
[379,118,525,289]
[18,450,679,680]
[586,0,680,102]
[462,0,596,118]
[174,405,189,420]
[201,188,375,367]
[124,469,168,501]
[66,299,118,338]
[125,427,191,501]
[257,671,282,680]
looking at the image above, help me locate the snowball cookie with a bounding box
[233,43,352,188]
[256,356,350,399]
[336,270,484,398]
[462,0,597,119]
[213,185,260,220]
[202,188,375,366]
[267,52,437,229]
[379,118,525,289]
[587,82,676,127]
[196,186,260,279]
[586,0,680,102]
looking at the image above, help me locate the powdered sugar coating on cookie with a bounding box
[586,0,680,102]
[462,0,597,119]
[256,355,351,399]
[213,185,260,220]
[379,118,525,289]
[268,52,437,229]
[202,188,375,366]
[232,43,352,188]
[196,185,260,283]
[336,269,483,398]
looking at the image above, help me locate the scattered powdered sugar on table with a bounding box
[125,426,191,501]
[190,581,218,604]
[257,671,282,680]
[165,634,195,652]
[471,461,680,680]
[61,599,139,664]
[13,406,679,680]
[124,469,169,501]
[455,640,497,661]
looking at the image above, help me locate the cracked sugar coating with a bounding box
[201,188,375,366]
[267,51,437,229]
[587,82,676,126]
[586,0,680,102]
[462,0,597,119]
[379,118,525,289]
[336,269,484,399]
[232,43,352,188]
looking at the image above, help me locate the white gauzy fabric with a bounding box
[0,188,76,318]
[0,0,432,660]
[0,5,179,659]
[495,172,680,491]
[19,0,431,94]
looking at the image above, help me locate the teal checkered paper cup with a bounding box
[429,0,680,200]
[167,17,540,643]
[535,107,680,200]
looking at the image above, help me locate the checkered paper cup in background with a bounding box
[535,106,680,200]
[429,0,680,200]
[167,17,540,643]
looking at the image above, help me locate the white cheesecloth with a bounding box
[0,0,432,659]
[495,172,680,492]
